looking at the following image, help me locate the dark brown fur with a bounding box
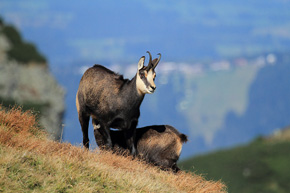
[77,65,142,154]
[94,125,188,172]
[76,53,161,155]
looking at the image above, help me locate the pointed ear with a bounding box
[138,56,145,70]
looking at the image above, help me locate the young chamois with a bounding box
[76,51,161,155]
[94,125,188,172]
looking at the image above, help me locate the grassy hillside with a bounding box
[0,105,226,193]
[180,135,290,193]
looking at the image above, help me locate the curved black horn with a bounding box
[153,53,161,69]
[146,51,153,70]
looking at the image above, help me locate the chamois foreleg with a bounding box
[92,119,106,148]
[124,121,138,156]
[92,119,112,150]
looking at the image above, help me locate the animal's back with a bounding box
[163,125,188,143]
[137,125,175,148]
[77,65,129,114]
[109,125,179,150]
[136,125,186,160]
[137,125,187,146]
[79,65,125,95]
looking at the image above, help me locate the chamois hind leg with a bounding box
[92,119,112,150]
[76,91,90,149]
[78,111,90,149]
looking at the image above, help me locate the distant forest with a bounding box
[0,17,46,64]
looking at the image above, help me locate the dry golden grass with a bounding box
[0,105,227,192]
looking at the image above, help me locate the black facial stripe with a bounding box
[139,69,156,89]
[141,74,151,88]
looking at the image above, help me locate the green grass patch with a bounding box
[180,139,290,193]
[0,145,129,192]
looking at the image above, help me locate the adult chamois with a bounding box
[76,51,161,155]
[94,125,188,172]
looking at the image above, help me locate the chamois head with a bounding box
[136,51,161,95]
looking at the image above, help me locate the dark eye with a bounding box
[140,72,144,78]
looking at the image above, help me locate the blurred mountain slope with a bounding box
[180,127,290,192]
[0,18,65,140]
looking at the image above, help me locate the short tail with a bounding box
[179,134,188,143]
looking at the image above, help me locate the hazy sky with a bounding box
[1,0,290,67]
